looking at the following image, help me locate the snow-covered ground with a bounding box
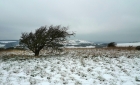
[0,49,140,85]
[117,42,140,47]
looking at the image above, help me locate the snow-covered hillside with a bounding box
[66,40,93,46]
[0,40,18,48]
[0,41,17,44]
[117,42,140,47]
[0,44,5,48]
[0,40,94,48]
[1,40,140,48]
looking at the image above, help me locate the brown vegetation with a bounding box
[0,46,139,60]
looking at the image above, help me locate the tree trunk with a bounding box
[35,50,40,56]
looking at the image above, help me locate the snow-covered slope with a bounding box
[0,41,17,44]
[0,44,5,48]
[66,40,93,46]
[0,40,18,48]
[117,42,140,47]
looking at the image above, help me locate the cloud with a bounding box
[0,0,140,42]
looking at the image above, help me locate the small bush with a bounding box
[108,42,116,47]
[136,46,140,50]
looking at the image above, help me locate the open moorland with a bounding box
[0,48,140,85]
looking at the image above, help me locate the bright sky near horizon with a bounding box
[0,0,140,42]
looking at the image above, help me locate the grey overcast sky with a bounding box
[0,0,140,42]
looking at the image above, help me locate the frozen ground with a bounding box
[0,49,140,85]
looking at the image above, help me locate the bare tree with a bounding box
[20,25,74,56]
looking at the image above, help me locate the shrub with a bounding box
[136,46,140,50]
[107,42,116,47]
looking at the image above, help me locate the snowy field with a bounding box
[0,49,140,85]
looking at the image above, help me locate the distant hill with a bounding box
[65,40,94,46]
[117,42,140,47]
[1,40,140,48]
[0,40,19,48]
